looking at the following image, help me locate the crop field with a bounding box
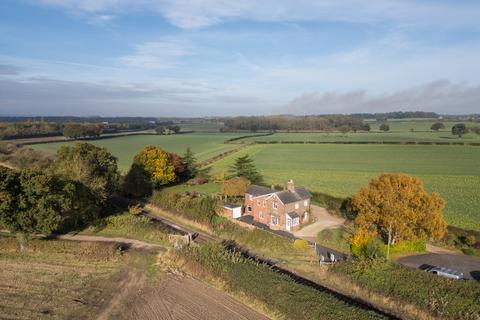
[210,144,480,230]
[0,237,123,320]
[31,133,243,171]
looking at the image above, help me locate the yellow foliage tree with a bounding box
[293,239,309,251]
[350,173,447,259]
[133,146,176,186]
[220,176,251,199]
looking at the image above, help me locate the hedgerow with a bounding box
[332,259,480,320]
[181,243,386,320]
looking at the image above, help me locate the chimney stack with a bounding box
[286,179,295,192]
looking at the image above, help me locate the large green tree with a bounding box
[0,167,84,248]
[54,143,119,205]
[230,155,263,184]
[452,123,468,138]
[430,122,445,131]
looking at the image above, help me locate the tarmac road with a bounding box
[397,253,480,281]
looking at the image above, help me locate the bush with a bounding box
[151,190,220,225]
[385,240,426,255]
[465,235,477,246]
[462,247,480,257]
[293,239,309,251]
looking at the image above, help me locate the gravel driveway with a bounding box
[293,205,345,241]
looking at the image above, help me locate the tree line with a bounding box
[0,120,157,140]
[222,115,371,132]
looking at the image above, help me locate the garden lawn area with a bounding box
[30,133,244,172]
[210,144,480,231]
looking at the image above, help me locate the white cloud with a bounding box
[118,40,193,69]
[33,0,480,29]
[281,81,480,115]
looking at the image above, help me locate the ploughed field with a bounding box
[210,144,480,231]
[0,238,123,319]
[31,133,243,172]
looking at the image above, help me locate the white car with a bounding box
[424,266,463,280]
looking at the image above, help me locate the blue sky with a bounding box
[1,0,480,116]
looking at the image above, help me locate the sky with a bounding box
[0,0,479,117]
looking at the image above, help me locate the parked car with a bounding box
[424,266,463,280]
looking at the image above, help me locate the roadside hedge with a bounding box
[181,243,386,320]
[332,259,480,320]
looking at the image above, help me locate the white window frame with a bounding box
[249,195,252,200]
[259,211,264,219]
[273,202,278,209]
[295,203,299,209]
[304,200,308,207]
[271,216,278,225]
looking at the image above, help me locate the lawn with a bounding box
[210,144,480,230]
[31,133,244,172]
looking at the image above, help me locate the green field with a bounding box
[31,133,243,171]
[235,120,480,143]
[240,131,480,143]
[209,144,480,230]
[179,121,225,132]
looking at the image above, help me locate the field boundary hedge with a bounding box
[197,144,250,168]
[224,132,274,144]
[252,140,480,146]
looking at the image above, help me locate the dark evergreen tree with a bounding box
[230,155,263,184]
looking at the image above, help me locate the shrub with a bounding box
[465,235,477,246]
[462,247,480,257]
[293,239,309,251]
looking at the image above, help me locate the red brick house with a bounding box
[244,180,311,231]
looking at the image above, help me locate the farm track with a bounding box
[142,205,401,320]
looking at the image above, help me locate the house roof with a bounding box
[295,187,312,200]
[223,203,241,209]
[286,212,299,219]
[246,185,275,197]
[275,187,311,204]
[247,184,311,204]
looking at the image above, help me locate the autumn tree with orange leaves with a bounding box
[132,146,176,186]
[221,176,251,199]
[350,173,447,259]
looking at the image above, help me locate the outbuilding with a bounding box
[223,203,242,219]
